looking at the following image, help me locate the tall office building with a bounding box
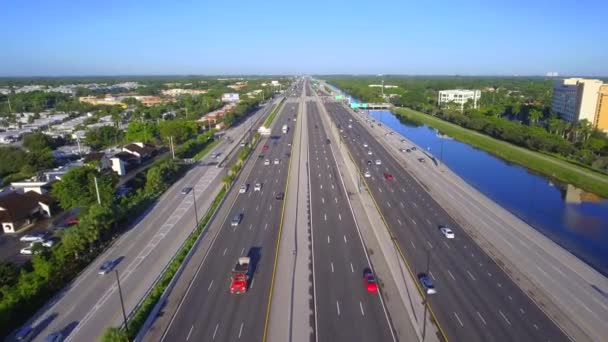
[437,89,481,110]
[551,78,603,124]
[594,85,608,132]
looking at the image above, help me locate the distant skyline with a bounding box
[2,0,607,77]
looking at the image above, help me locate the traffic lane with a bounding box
[162,111,295,341]
[331,104,567,341]
[309,106,394,342]
[348,117,565,341]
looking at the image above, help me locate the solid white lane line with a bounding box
[187,325,194,341]
[447,270,456,280]
[350,263,354,273]
[213,324,219,340]
[499,310,511,325]
[454,312,464,327]
[336,301,341,316]
[344,235,347,243]
[360,301,365,316]
[467,270,476,281]
[208,280,214,291]
[477,311,487,325]
[331,262,334,272]
[238,323,244,339]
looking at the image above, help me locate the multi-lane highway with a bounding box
[24,97,280,342]
[325,101,569,342]
[307,100,395,341]
[159,102,297,342]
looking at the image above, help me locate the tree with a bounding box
[576,119,594,143]
[0,262,19,287]
[101,327,129,342]
[0,146,28,178]
[125,121,158,143]
[528,109,543,124]
[158,120,197,144]
[51,167,116,210]
[23,132,54,152]
[86,126,123,150]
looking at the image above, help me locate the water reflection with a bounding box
[369,110,608,276]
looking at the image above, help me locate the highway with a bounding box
[159,102,297,342]
[25,98,279,342]
[324,101,569,342]
[307,99,395,341]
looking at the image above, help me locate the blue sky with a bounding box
[1,0,607,76]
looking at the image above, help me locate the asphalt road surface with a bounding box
[24,100,277,342]
[160,102,297,342]
[307,100,396,342]
[324,101,569,342]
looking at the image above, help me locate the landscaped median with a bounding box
[392,107,608,198]
[263,98,286,128]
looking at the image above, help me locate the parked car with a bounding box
[14,325,34,341]
[19,232,49,242]
[440,226,455,239]
[98,259,118,275]
[418,273,437,294]
[42,237,60,248]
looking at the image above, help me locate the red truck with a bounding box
[230,257,250,294]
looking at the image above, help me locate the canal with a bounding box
[369,109,608,276]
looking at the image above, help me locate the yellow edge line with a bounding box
[262,101,297,342]
[343,138,449,342]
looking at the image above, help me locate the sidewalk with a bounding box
[354,107,608,342]
[317,99,436,342]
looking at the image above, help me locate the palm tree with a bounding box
[576,119,594,143]
[528,109,543,125]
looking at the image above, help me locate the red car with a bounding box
[262,145,269,151]
[67,217,80,225]
[364,269,378,293]
[384,173,394,181]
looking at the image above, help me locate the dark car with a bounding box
[275,192,285,200]
[366,160,372,165]
[181,187,193,195]
[326,139,330,144]
[98,259,118,275]
[418,273,437,294]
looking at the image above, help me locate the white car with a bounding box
[440,227,455,239]
[367,151,373,155]
[375,160,382,165]
[20,246,34,255]
[19,232,48,242]
[364,171,371,178]
[348,124,352,128]
[363,143,368,148]
[42,238,59,248]
[239,184,248,194]
[254,183,262,191]
[274,158,280,165]
[264,159,271,165]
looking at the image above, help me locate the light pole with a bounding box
[192,187,199,227]
[115,270,129,337]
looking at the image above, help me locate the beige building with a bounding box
[595,85,608,132]
[552,78,603,124]
[161,88,208,96]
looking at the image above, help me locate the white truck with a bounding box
[282,124,289,134]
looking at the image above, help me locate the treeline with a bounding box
[0,130,217,338]
[326,76,608,172]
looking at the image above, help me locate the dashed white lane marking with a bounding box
[477,311,487,325]
[338,213,342,221]
[429,271,435,280]
[454,312,464,327]
[241,247,245,255]
[447,270,456,280]
[269,205,272,211]
[387,201,391,208]
[520,308,525,314]
[427,241,433,249]
[412,202,417,208]
[379,187,383,193]
[223,248,228,256]
[499,310,511,325]
[350,263,354,273]
[497,283,502,288]
[360,301,365,316]
[397,218,402,226]
[208,280,214,291]
[331,262,334,272]
[443,241,450,249]
[335,197,338,203]
[467,270,476,281]
[411,218,417,225]
[533,323,539,330]
[322,197,325,204]
[238,323,244,339]
[250,278,255,289]
[400,202,405,208]
[324,213,327,221]
[264,223,268,231]
[186,325,194,341]
[249,224,253,230]
[327,235,331,244]
[426,219,431,225]
[508,295,513,301]
[410,240,416,249]
[336,301,341,316]
[212,323,219,340]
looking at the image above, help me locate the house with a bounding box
[0,191,56,233]
[83,152,111,171]
[123,143,156,160]
[10,180,55,195]
[110,152,139,176]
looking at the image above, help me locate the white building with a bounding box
[551,78,603,123]
[221,93,240,103]
[438,89,481,110]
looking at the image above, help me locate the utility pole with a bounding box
[94,176,101,205]
[115,270,130,337]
